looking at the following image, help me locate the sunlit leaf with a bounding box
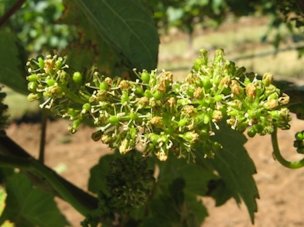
[73,0,159,70]
[0,29,27,94]
[0,173,68,227]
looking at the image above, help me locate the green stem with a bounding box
[0,134,98,215]
[271,127,304,169]
[0,154,32,169]
[30,160,94,216]
[61,85,87,105]
[0,0,26,27]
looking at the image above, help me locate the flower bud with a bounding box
[28,81,38,92]
[245,83,256,98]
[262,73,273,86]
[27,74,39,82]
[140,70,150,83]
[230,80,242,96]
[73,72,83,85]
[99,82,109,91]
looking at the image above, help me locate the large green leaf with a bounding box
[74,0,159,70]
[158,156,215,196]
[141,178,208,227]
[0,173,68,227]
[206,125,259,223]
[140,157,215,226]
[88,154,116,195]
[0,29,27,94]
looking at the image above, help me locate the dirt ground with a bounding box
[5,115,304,227]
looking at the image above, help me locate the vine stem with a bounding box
[271,127,304,169]
[0,134,98,216]
[39,110,48,163]
[0,0,26,27]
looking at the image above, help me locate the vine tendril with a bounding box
[271,127,304,169]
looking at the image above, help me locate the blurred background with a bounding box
[1,0,304,226]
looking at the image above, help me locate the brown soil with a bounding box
[5,116,304,227]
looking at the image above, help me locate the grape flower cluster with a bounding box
[26,49,291,161]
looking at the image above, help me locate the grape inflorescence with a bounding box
[26,50,291,161]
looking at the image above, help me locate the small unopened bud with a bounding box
[262,73,273,86]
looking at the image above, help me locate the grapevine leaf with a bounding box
[0,29,27,94]
[62,1,122,75]
[141,178,208,227]
[205,125,259,223]
[158,156,216,196]
[88,154,116,195]
[0,186,13,227]
[205,179,233,206]
[73,0,159,70]
[141,157,214,226]
[0,173,69,227]
[0,186,6,216]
